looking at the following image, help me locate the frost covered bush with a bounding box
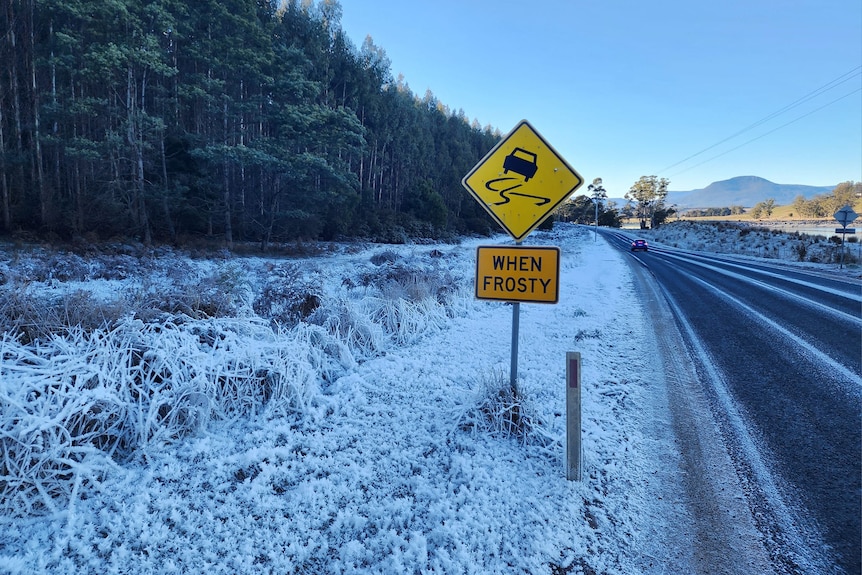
[317,250,472,352]
[648,220,849,263]
[0,283,55,342]
[44,252,91,281]
[360,253,466,306]
[88,253,144,280]
[0,317,340,517]
[0,284,127,343]
[131,263,252,322]
[185,263,254,318]
[310,298,386,359]
[1,246,111,283]
[369,249,399,266]
[309,293,453,360]
[253,262,322,327]
[369,296,450,345]
[456,370,549,447]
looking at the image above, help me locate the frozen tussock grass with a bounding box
[0,317,344,518]
[315,249,474,356]
[455,370,555,450]
[0,243,476,519]
[355,294,452,347]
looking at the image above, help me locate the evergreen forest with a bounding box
[0,0,504,246]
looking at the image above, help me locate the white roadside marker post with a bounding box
[566,351,582,481]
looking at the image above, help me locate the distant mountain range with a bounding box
[610,176,835,209]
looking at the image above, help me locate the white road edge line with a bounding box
[660,250,862,326]
[684,270,862,387]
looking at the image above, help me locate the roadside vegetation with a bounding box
[1,226,667,574]
[637,220,860,266]
[0,241,476,517]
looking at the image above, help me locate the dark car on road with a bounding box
[630,239,648,252]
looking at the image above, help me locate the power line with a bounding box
[658,66,862,175]
[667,87,862,178]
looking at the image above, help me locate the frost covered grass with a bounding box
[455,368,550,448]
[0,242,476,525]
[1,223,848,574]
[1,228,663,574]
[0,318,332,517]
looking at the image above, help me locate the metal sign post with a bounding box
[510,237,522,394]
[474,243,561,393]
[510,301,520,394]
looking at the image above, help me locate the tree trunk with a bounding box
[6,0,26,208]
[0,71,10,231]
[74,159,83,232]
[222,98,233,246]
[159,137,176,242]
[70,78,84,232]
[127,66,151,245]
[223,163,232,246]
[28,0,46,227]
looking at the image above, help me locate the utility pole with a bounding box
[587,178,606,242]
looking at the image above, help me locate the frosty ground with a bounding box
[0,222,856,574]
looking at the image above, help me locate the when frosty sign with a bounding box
[475,245,560,303]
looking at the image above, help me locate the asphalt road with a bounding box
[604,231,862,575]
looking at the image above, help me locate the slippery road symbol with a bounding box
[485,147,551,206]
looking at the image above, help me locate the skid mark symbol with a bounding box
[486,177,551,206]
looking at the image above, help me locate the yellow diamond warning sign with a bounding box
[462,120,583,241]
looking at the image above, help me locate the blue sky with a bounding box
[339,0,861,197]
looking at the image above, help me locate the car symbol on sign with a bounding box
[503,148,538,182]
